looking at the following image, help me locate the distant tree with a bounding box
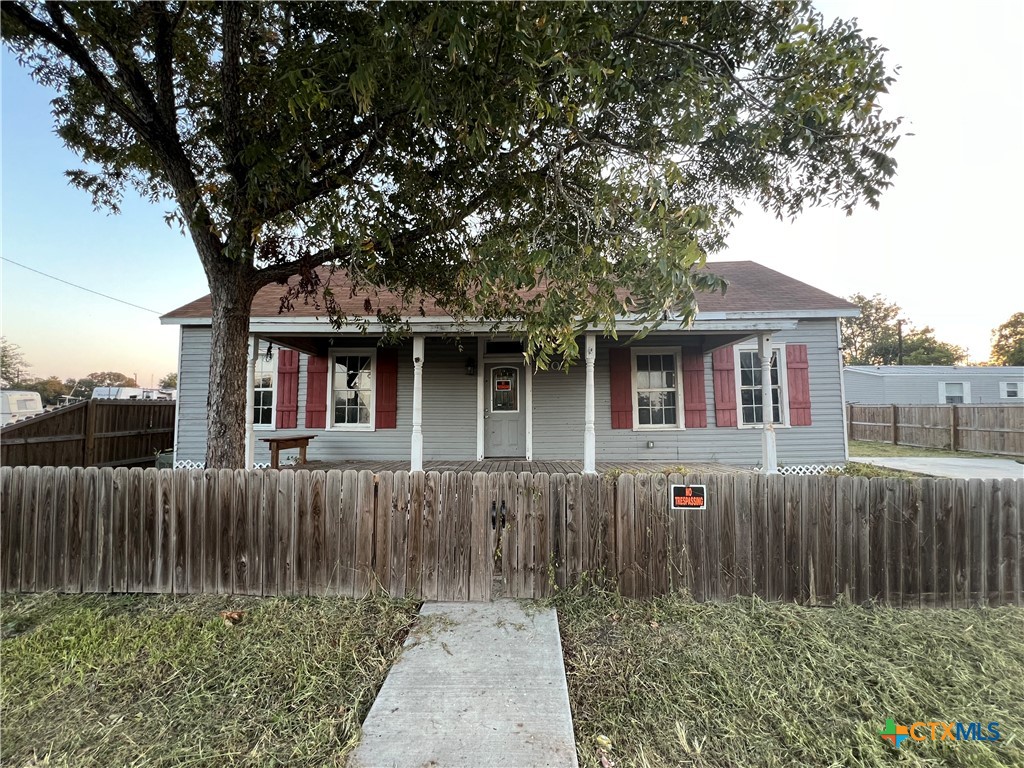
[22,376,69,406]
[0,337,31,388]
[63,377,95,400]
[842,295,966,365]
[159,372,178,389]
[841,294,901,365]
[990,312,1024,366]
[900,328,967,366]
[88,371,138,388]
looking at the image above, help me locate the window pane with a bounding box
[636,355,649,372]
[664,368,675,388]
[636,370,650,389]
[638,408,651,425]
[638,393,650,409]
[663,405,677,424]
[742,405,758,424]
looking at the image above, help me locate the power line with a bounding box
[1,256,162,314]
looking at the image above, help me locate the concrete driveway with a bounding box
[850,456,1024,480]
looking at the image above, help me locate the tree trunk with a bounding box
[205,270,258,469]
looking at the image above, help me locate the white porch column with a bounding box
[758,333,779,474]
[411,335,425,471]
[583,333,597,474]
[245,335,258,470]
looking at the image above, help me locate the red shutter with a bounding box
[680,349,707,428]
[712,346,738,427]
[304,355,329,429]
[786,343,812,426]
[275,350,299,429]
[375,349,398,429]
[608,348,633,429]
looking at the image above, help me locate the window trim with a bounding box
[328,349,377,431]
[938,381,971,405]
[252,344,276,430]
[999,381,1021,399]
[630,347,685,431]
[733,344,790,429]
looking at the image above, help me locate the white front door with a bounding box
[484,363,526,458]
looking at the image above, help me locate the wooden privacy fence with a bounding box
[1,466,1021,607]
[0,400,175,468]
[848,403,1024,457]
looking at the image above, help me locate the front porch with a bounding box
[295,458,754,475]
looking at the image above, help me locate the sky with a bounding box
[2,0,1022,386]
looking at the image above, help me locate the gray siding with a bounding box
[175,334,476,465]
[175,326,211,464]
[581,320,847,466]
[845,367,1024,405]
[176,319,849,466]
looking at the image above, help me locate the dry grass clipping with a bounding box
[1,593,419,767]
[556,589,1024,767]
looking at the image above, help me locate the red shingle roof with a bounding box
[161,260,855,320]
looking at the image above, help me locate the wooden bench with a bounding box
[258,434,317,469]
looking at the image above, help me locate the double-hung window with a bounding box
[331,351,375,429]
[939,381,969,404]
[736,347,786,426]
[632,350,682,428]
[253,346,275,428]
[999,381,1020,399]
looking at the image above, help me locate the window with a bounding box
[939,381,970,404]
[331,352,374,428]
[632,351,682,428]
[253,346,275,427]
[1000,381,1021,399]
[737,348,785,426]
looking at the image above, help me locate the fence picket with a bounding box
[470,472,491,602]
[390,471,410,598]
[355,470,376,598]
[373,471,393,596]
[531,473,550,599]
[967,478,986,607]
[337,470,357,598]
[402,471,419,598]
[421,472,440,601]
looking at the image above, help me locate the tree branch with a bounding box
[2,2,156,140]
[220,1,245,187]
[148,1,177,125]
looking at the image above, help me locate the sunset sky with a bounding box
[2,0,1021,387]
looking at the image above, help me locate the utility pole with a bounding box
[897,319,905,365]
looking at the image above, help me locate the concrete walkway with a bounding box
[348,601,579,768]
[851,456,1024,480]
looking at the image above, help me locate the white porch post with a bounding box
[245,335,258,470]
[758,333,778,474]
[411,335,425,471]
[476,337,485,461]
[583,333,597,474]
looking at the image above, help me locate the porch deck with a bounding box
[296,458,754,475]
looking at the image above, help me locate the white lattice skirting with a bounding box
[173,460,270,470]
[775,464,845,476]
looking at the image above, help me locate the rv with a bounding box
[91,387,176,401]
[0,390,44,426]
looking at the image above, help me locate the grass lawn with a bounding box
[0,593,420,767]
[557,589,1024,768]
[849,440,1001,460]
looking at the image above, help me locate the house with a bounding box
[844,365,1024,405]
[161,261,858,471]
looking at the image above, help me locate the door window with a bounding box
[491,367,519,412]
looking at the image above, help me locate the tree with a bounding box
[842,294,966,365]
[2,2,901,467]
[159,372,178,389]
[990,312,1024,366]
[841,293,901,365]
[0,337,32,389]
[87,371,138,388]
[22,376,68,406]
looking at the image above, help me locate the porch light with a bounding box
[465,358,477,376]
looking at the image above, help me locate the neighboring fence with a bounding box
[2,466,1021,607]
[848,403,1024,457]
[0,401,175,468]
